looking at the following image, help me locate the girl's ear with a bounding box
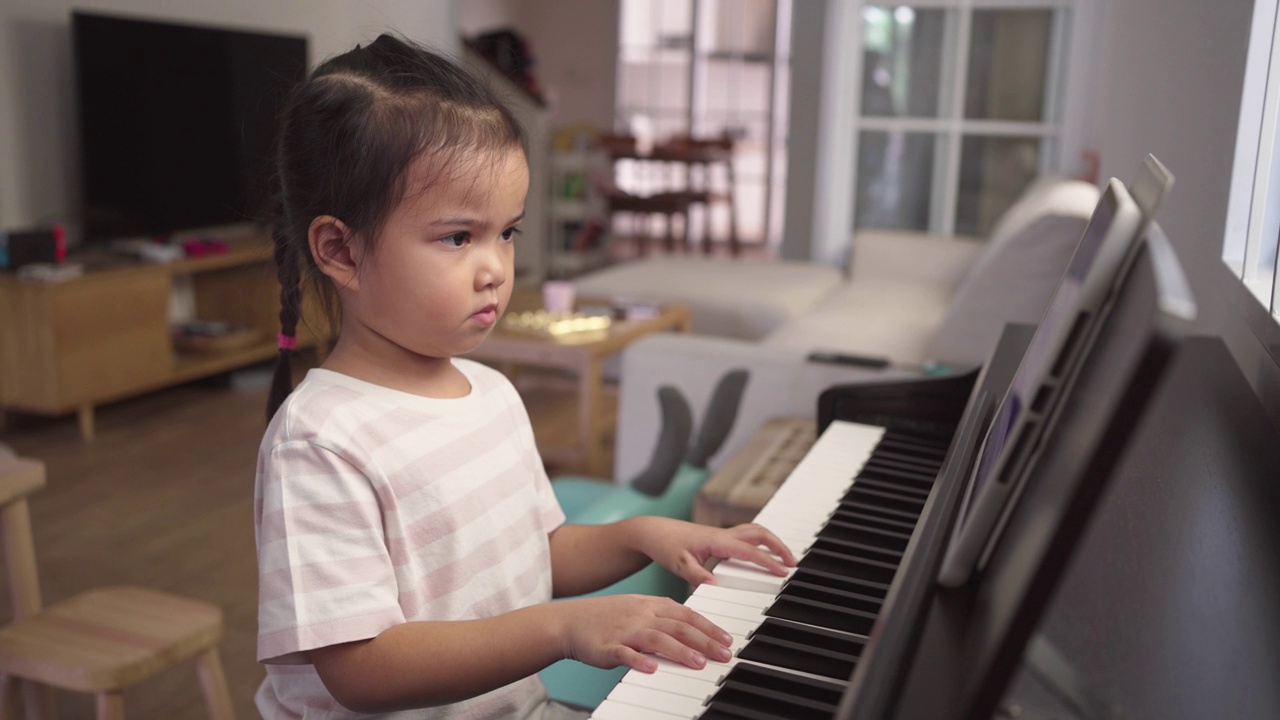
[308,216,361,290]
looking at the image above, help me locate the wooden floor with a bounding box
[0,360,609,719]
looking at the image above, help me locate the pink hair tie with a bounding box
[277,333,298,351]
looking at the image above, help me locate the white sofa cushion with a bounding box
[849,230,987,290]
[959,178,1101,291]
[761,280,954,364]
[923,179,1101,368]
[925,213,1095,367]
[571,256,844,340]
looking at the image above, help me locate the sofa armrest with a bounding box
[614,334,923,484]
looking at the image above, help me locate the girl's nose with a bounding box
[475,240,508,289]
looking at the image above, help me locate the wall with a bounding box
[0,0,458,234]
[457,0,618,132]
[1093,0,1255,334]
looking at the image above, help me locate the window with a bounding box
[1223,0,1280,319]
[615,0,793,249]
[853,2,1071,238]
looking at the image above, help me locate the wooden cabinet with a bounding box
[0,237,328,440]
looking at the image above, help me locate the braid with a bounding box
[267,217,303,422]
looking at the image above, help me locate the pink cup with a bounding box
[542,281,576,313]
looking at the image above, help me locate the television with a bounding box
[71,12,308,243]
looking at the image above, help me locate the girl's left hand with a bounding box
[637,518,798,586]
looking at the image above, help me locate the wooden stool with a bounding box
[0,455,234,720]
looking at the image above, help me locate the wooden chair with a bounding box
[652,134,740,257]
[602,189,693,255]
[600,132,740,256]
[0,454,233,720]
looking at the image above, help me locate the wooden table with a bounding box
[466,294,691,477]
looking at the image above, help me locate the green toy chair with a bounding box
[540,370,749,709]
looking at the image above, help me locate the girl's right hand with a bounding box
[558,594,733,673]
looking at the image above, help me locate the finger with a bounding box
[656,617,735,664]
[730,524,798,567]
[671,552,717,586]
[718,539,793,576]
[640,626,713,670]
[671,607,734,652]
[612,646,658,673]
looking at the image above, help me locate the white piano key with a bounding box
[591,698,689,719]
[712,557,793,594]
[597,420,888,715]
[685,594,767,623]
[691,612,759,641]
[604,682,703,718]
[692,583,774,609]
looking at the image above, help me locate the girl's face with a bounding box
[346,147,528,364]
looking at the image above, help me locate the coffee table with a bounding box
[466,294,691,477]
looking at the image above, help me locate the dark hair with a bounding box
[266,34,526,421]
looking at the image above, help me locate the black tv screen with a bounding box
[72,12,307,242]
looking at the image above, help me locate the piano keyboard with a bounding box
[590,420,952,720]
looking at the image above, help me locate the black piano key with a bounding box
[765,591,880,636]
[700,707,791,720]
[852,476,932,502]
[700,664,845,720]
[797,546,899,583]
[787,566,891,600]
[862,451,943,471]
[700,705,804,720]
[780,578,883,613]
[737,618,864,680]
[820,517,912,551]
[856,461,939,487]
[846,480,931,509]
[843,485,926,512]
[806,535,903,566]
[856,466,937,492]
[874,444,947,462]
[859,453,942,477]
[836,496,922,523]
[829,505,918,534]
[876,431,950,456]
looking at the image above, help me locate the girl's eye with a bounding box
[441,232,469,249]
[500,226,522,242]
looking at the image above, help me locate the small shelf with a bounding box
[548,149,610,277]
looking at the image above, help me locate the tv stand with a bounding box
[0,235,330,441]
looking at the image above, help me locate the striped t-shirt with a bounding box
[254,360,566,719]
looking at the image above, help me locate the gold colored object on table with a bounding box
[502,310,613,342]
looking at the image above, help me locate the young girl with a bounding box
[255,35,795,719]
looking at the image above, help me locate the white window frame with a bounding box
[850,0,1075,237]
[1224,0,1280,318]
[793,0,1097,268]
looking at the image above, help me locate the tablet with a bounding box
[937,176,1149,588]
[1129,153,1175,223]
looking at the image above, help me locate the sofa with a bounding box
[572,177,1102,482]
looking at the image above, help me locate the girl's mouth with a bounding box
[472,304,499,327]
